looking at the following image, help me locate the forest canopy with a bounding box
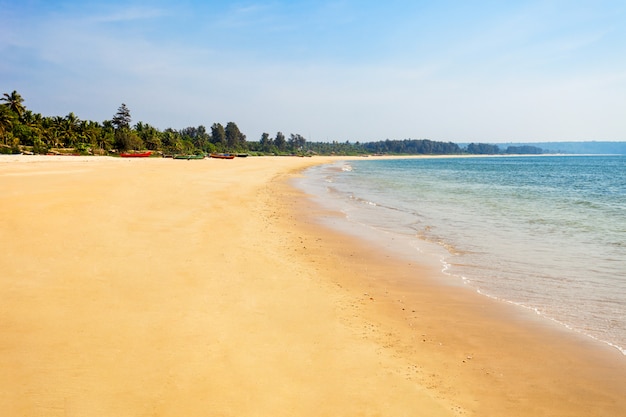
[1,90,543,156]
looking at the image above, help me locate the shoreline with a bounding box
[295,155,626,358]
[1,155,625,416]
[280,159,626,415]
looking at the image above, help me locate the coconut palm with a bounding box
[79,120,102,153]
[0,105,15,145]
[50,116,65,148]
[61,112,80,147]
[1,90,26,120]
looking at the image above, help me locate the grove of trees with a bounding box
[1,90,543,156]
[0,92,251,156]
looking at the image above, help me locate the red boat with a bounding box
[120,151,152,158]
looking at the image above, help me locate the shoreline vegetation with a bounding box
[9,90,622,158]
[2,155,626,416]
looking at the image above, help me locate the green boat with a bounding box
[174,154,206,160]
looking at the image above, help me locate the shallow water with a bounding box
[296,155,626,355]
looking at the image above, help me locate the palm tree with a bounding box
[51,116,65,148]
[98,120,115,151]
[0,105,15,145]
[79,120,102,153]
[38,116,55,149]
[61,112,80,147]
[1,90,26,120]
[135,121,161,150]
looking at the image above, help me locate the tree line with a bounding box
[1,90,542,156]
[0,92,251,155]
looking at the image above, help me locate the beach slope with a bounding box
[0,156,454,416]
[1,155,625,416]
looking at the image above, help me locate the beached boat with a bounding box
[209,153,235,159]
[120,151,152,158]
[174,154,205,160]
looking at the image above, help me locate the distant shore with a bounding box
[1,155,625,416]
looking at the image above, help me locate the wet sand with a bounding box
[1,155,625,416]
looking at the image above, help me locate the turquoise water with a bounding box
[297,155,626,355]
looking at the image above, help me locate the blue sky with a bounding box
[2,0,625,142]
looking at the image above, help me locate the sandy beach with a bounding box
[1,155,625,417]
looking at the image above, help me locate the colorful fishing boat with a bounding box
[209,153,235,159]
[174,154,206,160]
[120,151,152,157]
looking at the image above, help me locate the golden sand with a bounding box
[1,155,625,416]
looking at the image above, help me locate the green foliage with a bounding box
[0,91,248,155]
[288,134,306,152]
[0,104,16,145]
[225,122,245,150]
[115,128,144,151]
[12,123,36,146]
[274,131,286,151]
[181,125,211,152]
[136,122,162,150]
[112,103,131,130]
[210,123,226,150]
[466,143,500,154]
[505,145,543,154]
[1,90,25,120]
[4,89,540,157]
[9,137,21,154]
[359,139,461,155]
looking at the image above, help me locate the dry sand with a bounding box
[1,155,625,417]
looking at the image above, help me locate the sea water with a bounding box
[296,155,626,355]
